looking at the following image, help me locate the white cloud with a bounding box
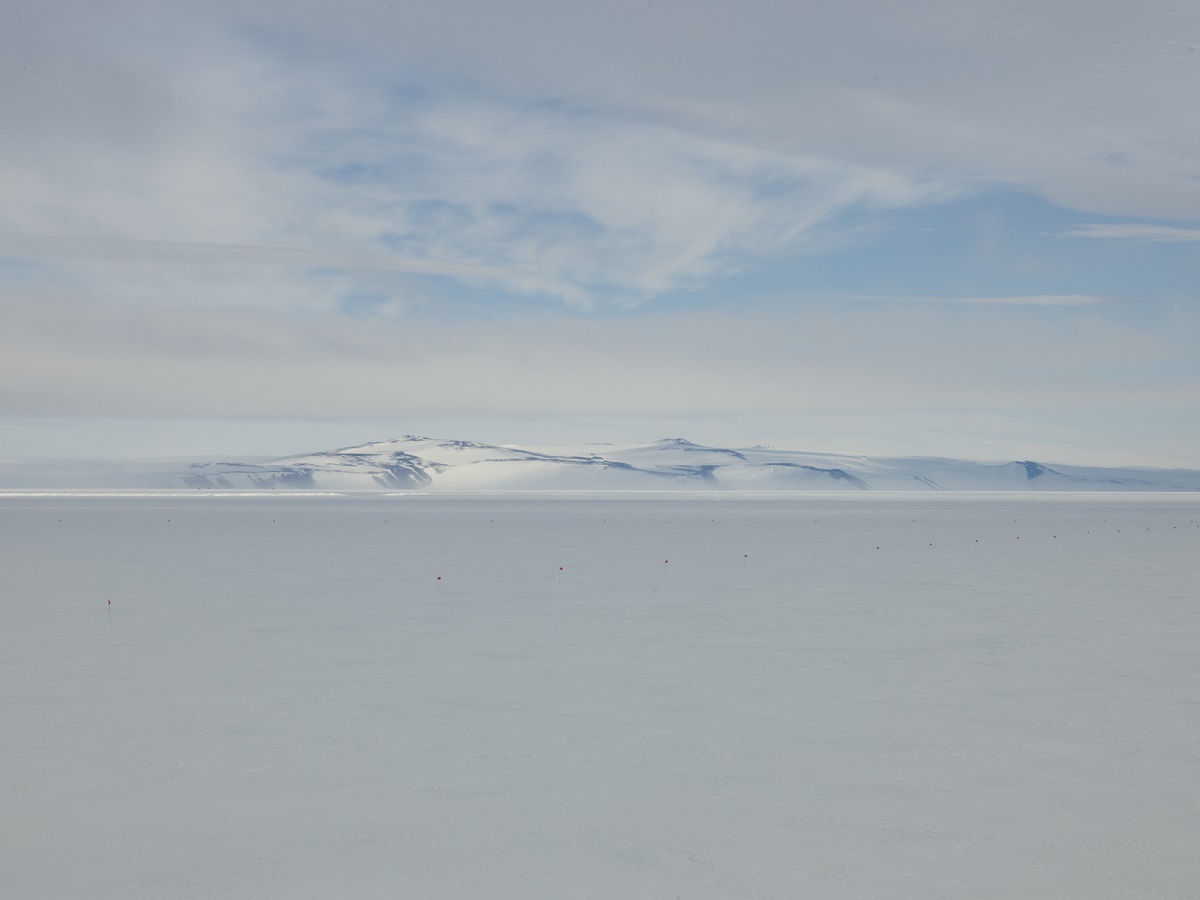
[308,98,961,303]
[845,294,1117,307]
[0,15,962,311]
[236,0,1200,220]
[0,234,533,285]
[1059,223,1200,242]
[2,1,1195,321]
[2,292,1184,420]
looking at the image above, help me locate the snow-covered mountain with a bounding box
[171,435,1200,492]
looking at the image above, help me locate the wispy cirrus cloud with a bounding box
[0,62,960,309]
[0,233,531,279]
[289,94,962,304]
[1058,223,1200,242]
[845,293,1118,307]
[0,24,964,312]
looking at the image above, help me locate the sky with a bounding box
[2,0,1199,467]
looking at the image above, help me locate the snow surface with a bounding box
[3,494,1199,897]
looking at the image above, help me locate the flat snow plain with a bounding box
[2,493,1199,898]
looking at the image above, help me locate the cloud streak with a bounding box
[3,293,1183,419]
[845,293,1118,307]
[1058,223,1200,242]
[0,233,533,282]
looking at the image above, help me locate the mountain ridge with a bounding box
[3,436,1198,491]
[172,435,1200,493]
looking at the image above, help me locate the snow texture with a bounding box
[3,493,1199,897]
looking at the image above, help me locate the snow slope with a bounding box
[172,435,1200,492]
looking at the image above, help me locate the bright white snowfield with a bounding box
[3,494,1199,898]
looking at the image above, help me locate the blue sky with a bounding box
[2,1,1198,466]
